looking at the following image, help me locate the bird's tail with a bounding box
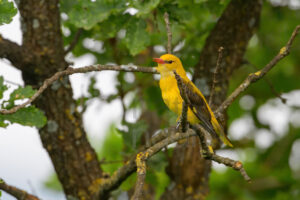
[211,117,233,147]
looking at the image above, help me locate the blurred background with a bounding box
[1,0,300,199]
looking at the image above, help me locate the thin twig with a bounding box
[0,179,40,200]
[164,12,172,54]
[64,28,83,55]
[0,64,157,114]
[216,25,300,116]
[244,60,287,104]
[209,46,224,106]
[131,152,149,200]
[192,125,251,182]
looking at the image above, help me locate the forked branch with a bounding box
[216,25,300,116]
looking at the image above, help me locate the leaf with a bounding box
[0,0,17,25]
[129,0,161,17]
[124,18,150,56]
[92,14,131,40]
[0,76,8,99]
[61,0,126,30]
[0,106,47,128]
[4,86,36,109]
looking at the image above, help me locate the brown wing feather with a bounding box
[183,80,216,135]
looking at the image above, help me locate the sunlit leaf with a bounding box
[124,18,150,56]
[0,0,17,25]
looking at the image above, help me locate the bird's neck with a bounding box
[160,67,188,80]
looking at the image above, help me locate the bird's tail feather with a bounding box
[211,118,233,147]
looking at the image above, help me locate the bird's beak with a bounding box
[153,58,165,64]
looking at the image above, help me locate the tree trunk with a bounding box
[18,1,103,199]
[162,1,262,199]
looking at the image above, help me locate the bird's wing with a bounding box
[182,79,216,135]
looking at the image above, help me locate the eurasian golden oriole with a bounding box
[153,54,233,147]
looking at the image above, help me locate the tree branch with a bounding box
[216,25,300,116]
[98,128,197,197]
[0,34,24,69]
[244,59,287,104]
[0,64,157,114]
[131,152,148,200]
[0,179,40,200]
[192,125,251,182]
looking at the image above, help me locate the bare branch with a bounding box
[164,12,172,54]
[209,46,224,106]
[244,59,287,104]
[131,152,149,200]
[0,179,40,200]
[98,128,197,197]
[0,64,157,114]
[192,125,251,182]
[216,25,300,116]
[0,34,24,69]
[64,28,83,55]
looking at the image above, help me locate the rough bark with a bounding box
[18,1,103,199]
[162,0,262,199]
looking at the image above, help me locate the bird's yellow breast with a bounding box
[159,76,199,124]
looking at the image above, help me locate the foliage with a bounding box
[0,76,47,128]
[0,0,17,25]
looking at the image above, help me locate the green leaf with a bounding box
[61,0,126,30]
[129,0,161,17]
[4,86,36,109]
[0,76,8,99]
[0,0,17,25]
[124,18,150,56]
[0,106,47,128]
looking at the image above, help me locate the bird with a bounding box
[153,54,233,147]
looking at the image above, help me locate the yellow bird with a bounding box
[153,54,233,147]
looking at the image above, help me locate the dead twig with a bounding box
[216,25,300,116]
[209,46,224,106]
[0,64,157,115]
[164,12,172,54]
[0,179,40,200]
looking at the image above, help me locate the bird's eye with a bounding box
[165,60,174,64]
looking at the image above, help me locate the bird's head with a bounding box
[153,54,185,76]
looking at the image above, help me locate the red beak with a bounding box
[153,58,165,64]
